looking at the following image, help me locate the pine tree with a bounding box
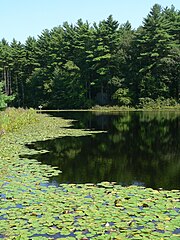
[130,4,179,103]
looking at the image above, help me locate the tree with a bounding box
[91,15,120,105]
[129,4,180,103]
[0,39,13,96]
[10,39,27,107]
[0,5,178,109]
[109,21,134,105]
[0,82,14,110]
[71,19,95,103]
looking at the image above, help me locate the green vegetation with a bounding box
[92,102,180,111]
[0,83,14,110]
[0,109,179,239]
[0,108,39,133]
[0,4,179,109]
[0,2,179,239]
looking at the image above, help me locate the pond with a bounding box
[25,111,180,190]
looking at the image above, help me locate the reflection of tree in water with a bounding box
[26,112,180,189]
[109,112,180,189]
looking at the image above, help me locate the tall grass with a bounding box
[0,108,39,134]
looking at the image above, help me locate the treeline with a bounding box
[0,4,179,109]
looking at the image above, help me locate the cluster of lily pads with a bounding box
[0,111,179,239]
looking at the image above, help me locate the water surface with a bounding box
[25,111,180,190]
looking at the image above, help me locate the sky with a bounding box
[0,0,179,43]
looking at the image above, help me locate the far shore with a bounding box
[36,106,180,112]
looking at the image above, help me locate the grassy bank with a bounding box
[36,104,180,113]
[0,108,179,239]
[91,104,180,112]
[0,108,39,134]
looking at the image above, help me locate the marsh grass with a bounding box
[0,108,39,134]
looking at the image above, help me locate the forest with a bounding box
[0,4,179,109]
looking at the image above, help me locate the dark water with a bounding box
[25,111,180,190]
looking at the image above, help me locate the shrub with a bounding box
[0,108,39,133]
[138,97,178,109]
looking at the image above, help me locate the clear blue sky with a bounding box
[0,0,179,43]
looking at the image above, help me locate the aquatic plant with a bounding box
[0,109,179,239]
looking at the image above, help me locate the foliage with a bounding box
[0,109,179,239]
[0,4,179,109]
[112,88,131,106]
[138,97,179,109]
[129,4,180,104]
[0,83,14,110]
